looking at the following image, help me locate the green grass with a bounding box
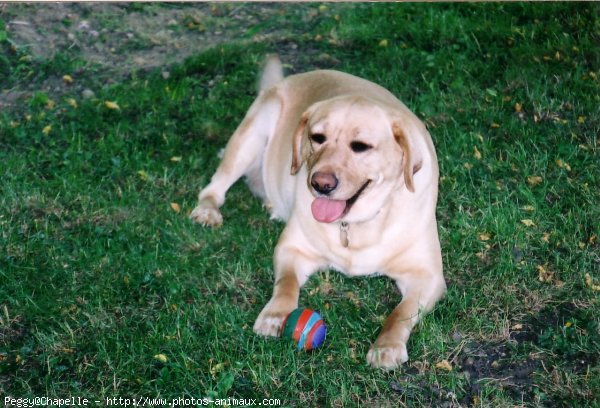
[1,3,599,407]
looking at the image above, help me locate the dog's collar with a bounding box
[340,221,349,248]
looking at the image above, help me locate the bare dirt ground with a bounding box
[0,2,340,108]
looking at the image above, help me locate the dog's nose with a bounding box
[311,172,338,195]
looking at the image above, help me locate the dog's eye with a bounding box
[350,141,373,153]
[310,133,327,144]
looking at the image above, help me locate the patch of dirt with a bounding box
[390,301,599,407]
[0,2,343,108]
[457,340,540,405]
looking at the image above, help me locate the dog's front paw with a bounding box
[253,303,292,337]
[366,342,409,369]
[189,201,223,227]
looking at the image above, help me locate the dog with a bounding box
[190,56,446,369]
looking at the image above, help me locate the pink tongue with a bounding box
[311,197,347,223]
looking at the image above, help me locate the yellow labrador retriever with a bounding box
[190,56,446,369]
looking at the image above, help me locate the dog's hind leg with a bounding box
[190,93,282,226]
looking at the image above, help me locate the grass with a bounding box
[1,3,599,407]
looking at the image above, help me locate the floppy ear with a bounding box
[392,122,423,193]
[291,112,310,175]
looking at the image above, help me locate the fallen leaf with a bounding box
[556,159,571,171]
[511,323,524,330]
[42,125,52,135]
[521,219,535,227]
[491,123,501,128]
[63,74,73,84]
[527,176,543,186]
[577,116,586,124]
[170,203,181,213]
[66,98,78,109]
[479,233,491,241]
[514,102,522,112]
[154,354,168,363]
[170,156,182,162]
[541,232,551,243]
[584,273,600,291]
[210,362,225,375]
[473,146,482,160]
[137,170,149,181]
[522,205,535,212]
[537,264,554,282]
[105,101,120,110]
[378,39,388,47]
[435,359,452,372]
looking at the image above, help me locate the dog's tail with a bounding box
[259,54,284,92]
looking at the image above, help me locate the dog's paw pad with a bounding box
[366,343,409,369]
[189,205,223,227]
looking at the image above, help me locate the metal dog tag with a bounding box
[340,222,349,248]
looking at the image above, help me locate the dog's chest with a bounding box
[327,246,387,278]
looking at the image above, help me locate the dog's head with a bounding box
[291,96,422,224]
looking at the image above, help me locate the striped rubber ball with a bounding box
[281,308,327,350]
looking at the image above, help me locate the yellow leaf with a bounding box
[63,74,74,84]
[521,219,535,227]
[491,123,500,128]
[10,121,20,128]
[479,233,491,241]
[210,362,225,375]
[542,232,551,243]
[527,175,543,186]
[154,354,168,363]
[170,203,181,213]
[522,205,535,212]
[514,102,522,112]
[170,156,182,162]
[66,98,78,109]
[123,275,130,285]
[105,101,120,110]
[473,146,482,160]
[556,159,571,171]
[137,170,149,181]
[42,125,52,135]
[537,265,553,282]
[378,39,389,47]
[585,273,600,291]
[435,359,452,372]
[46,99,55,109]
[577,116,586,124]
